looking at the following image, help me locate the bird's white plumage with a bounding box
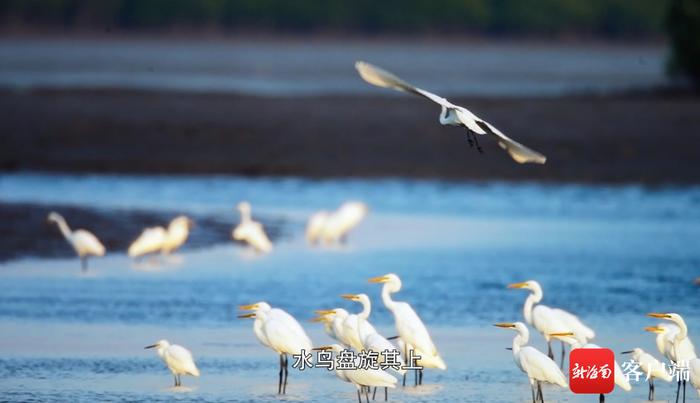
[308,201,368,245]
[323,344,398,389]
[147,339,200,382]
[355,61,546,164]
[163,215,192,254]
[128,226,167,257]
[497,322,567,391]
[47,212,106,258]
[689,358,700,398]
[628,348,673,382]
[371,273,446,370]
[242,302,312,356]
[305,211,330,244]
[651,313,697,363]
[232,201,273,253]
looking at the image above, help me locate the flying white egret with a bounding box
[495,322,567,403]
[648,312,697,403]
[128,226,167,258]
[318,202,368,245]
[550,332,631,401]
[162,215,194,254]
[144,339,200,387]
[369,273,445,386]
[232,201,273,253]
[239,302,312,394]
[314,344,397,403]
[355,61,546,164]
[509,280,595,366]
[621,347,673,400]
[47,211,105,271]
[306,210,330,244]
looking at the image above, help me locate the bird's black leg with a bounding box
[599,393,605,402]
[402,344,407,387]
[414,365,418,386]
[178,374,182,387]
[530,384,536,403]
[676,378,681,403]
[547,341,553,360]
[418,368,423,385]
[372,387,377,400]
[384,386,388,401]
[682,379,686,403]
[174,375,178,387]
[278,354,284,394]
[560,342,566,369]
[536,381,543,402]
[357,390,362,403]
[365,385,370,403]
[466,131,475,147]
[283,354,289,394]
[649,377,653,401]
[473,133,484,153]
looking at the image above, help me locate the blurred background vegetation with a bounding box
[0,0,698,83]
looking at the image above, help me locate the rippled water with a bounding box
[0,173,698,401]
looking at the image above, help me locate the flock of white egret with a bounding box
[41,61,698,402]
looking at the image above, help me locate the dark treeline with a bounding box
[0,0,670,38]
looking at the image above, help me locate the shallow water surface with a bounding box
[0,173,698,401]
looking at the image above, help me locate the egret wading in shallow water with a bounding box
[369,273,445,386]
[355,61,546,164]
[343,293,406,401]
[620,347,673,401]
[128,226,167,258]
[144,339,200,387]
[232,201,273,253]
[314,344,397,403]
[648,313,697,403]
[508,280,595,367]
[47,211,105,271]
[549,332,631,402]
[162,215,194,254]
[495,322,567,403]
[239,302,312,394]
[308,202,368,246]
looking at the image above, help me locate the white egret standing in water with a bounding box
[648,312,697,403]
[355,61,546,164]
[509,280,594,366]
[162,215,194,254]
[620,347,673,400]
[369,273,446,386]
[128,226,167,258]
[239,302,312,394]
[232,202,273,253]
[314,344,397,403]
[47,211,105,271]
[144,339,200,387]
[495,322,567,403]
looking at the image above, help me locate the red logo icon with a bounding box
[569,348,615,394]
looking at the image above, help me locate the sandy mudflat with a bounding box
[1,88,699,184]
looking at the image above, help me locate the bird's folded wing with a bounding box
[355,61,454,109]
[476,121,547,164]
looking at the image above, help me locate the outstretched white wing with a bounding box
[355,61,547,165]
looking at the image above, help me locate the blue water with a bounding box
[0,173,698,401]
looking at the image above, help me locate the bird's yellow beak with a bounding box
[341,294,359,301]
[507,282,528,289]
[239,304,258,311]
[314,309,336,315]
[368,275,389,283]
[312,345,332,351]
[309,315,329,323]
[494,322,516,328]
[238,313,256,319]
[647,312,671,319]
[644,326,664,334]
[549,332,575,337]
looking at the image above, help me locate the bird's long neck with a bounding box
[53,216,72,239]
[674,319,688,342]
[512,331,527,355]
[523,292,540,325]
[381,284,398,312]
[359,300,371,320]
